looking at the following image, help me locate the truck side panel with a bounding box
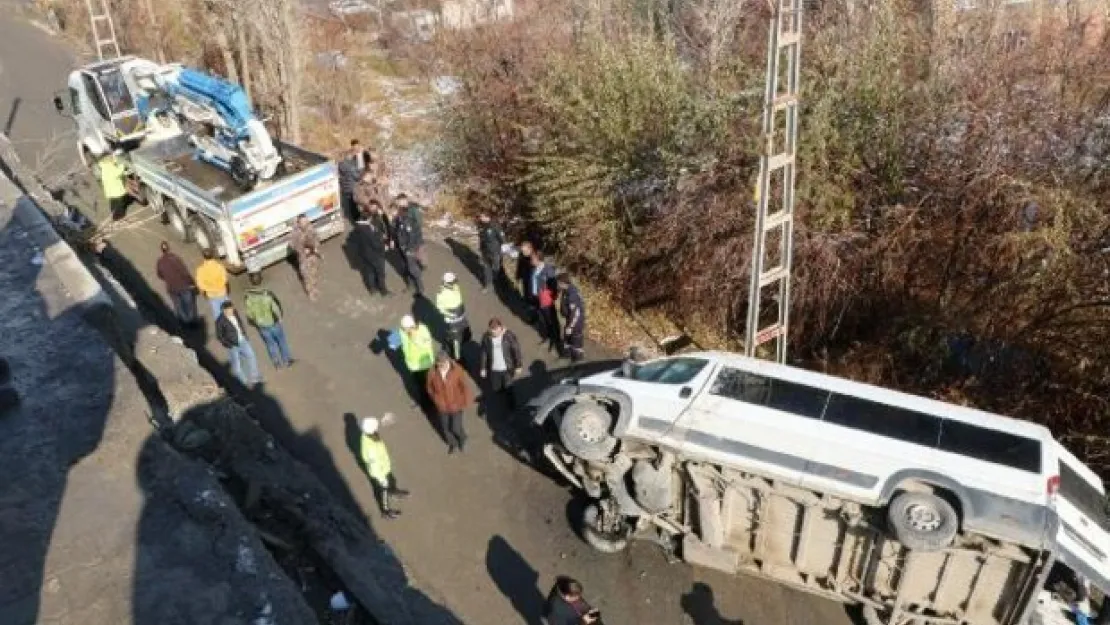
[682,467,1046,625]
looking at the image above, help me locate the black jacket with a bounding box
[215,311,248,349]
[478,223,505,261]
[393,213,420,253]
[480,330,523,374]
[561,283,585,332]
[354,215,388,258]
[338,156,361,194]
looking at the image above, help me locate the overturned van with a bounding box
[529,351,1110,625]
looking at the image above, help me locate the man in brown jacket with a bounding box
[425,351,473,454]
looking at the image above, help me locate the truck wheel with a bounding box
[860,606,885,625]
[887,492,959,551]
[559,400,618,463]
[191,215,219,256]
[581,501,629,554]
[164,200,193,243]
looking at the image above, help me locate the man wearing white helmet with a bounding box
[359,416,408,519]
[397,313,436,402]
[435,272,472,361]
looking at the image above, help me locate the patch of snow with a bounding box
[432,76,462,97]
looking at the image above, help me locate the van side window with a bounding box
[81,73,109,121]
[823,395,941,446]
[938,420,1041,473]
[1058,462,1110,531]
[710,368,830,418]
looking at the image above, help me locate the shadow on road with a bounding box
[681,583,745,625]
[486,535,545,625]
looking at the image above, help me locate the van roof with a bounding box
[685,351,1054,442]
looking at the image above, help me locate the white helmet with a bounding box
[400,314,416,329]
[443,272,457,284]
[360,417,380,435]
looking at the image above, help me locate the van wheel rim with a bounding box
[574,411,609,443]
[905,503,942,532]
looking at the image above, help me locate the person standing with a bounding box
[195,248,229,320]
[425,351,473,454]
[435,272,471,360]
[291,215,323,302]
[531,251,558,341]
[479,318,523,410]
[353,201,391,297]
[477,213,506,292]
[359,416,409,519]
[397,314,435,400]
[353,170,386,216]
[395,194,426,267]
[516,240,536,314]
[558,273,587,363]
[338,140,364,222]
[243,273,294,369]
[393,206,424,296]
[99,151,129,220]
[155,241,198,328]
[215,300,262,386]
[543,577,600,625]
[538,275,562,355]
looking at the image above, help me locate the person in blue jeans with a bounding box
[243,273,294,369]
[215,300,262,386]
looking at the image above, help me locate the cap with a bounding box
[443,272,457,284]
[400,314,416,329]
[361,417,380,435]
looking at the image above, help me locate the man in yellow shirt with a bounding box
[194,249,229,319]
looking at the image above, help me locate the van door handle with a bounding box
[679,387,692,399]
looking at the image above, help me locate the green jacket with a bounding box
[360,435,391,481]
[400,324,435,372]
[243,288,282,328]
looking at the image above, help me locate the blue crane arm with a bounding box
[169,67,256,138]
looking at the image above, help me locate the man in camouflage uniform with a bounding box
[353,170,388,217]
[291,215,322,302]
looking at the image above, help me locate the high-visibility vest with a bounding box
[100,157,128,199]
[436,285,467,327]
[400,324,435,372]
[360,435,391,481]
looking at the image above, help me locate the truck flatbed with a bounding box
[132,134,327,203]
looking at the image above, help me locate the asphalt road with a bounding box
[0,7,858,625]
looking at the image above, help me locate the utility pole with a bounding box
[84,0,122,61]
[744,0,802,364]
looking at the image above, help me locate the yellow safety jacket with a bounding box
[100,156,128,200]
[435,285,467,329]
[400,324,435,372]
[360,435,391,482]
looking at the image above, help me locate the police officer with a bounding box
[353,200,391,297]
[557,272,586,363]
[435,272,472,361]
[393,207,424,296]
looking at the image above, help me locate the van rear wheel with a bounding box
[887,492,959,552]
[191,215,219,256]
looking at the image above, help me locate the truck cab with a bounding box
[56,57,146,164]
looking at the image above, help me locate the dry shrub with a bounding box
[442,0,1110,473]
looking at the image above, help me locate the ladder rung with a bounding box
[778,32,801,48]
[767,153,794,170]
[773,94,797,111]
[92,14,110,21]
[759,266,789,288]
[96,40,118,48]
[764,210,792,231]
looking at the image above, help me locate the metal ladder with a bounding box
[84,0,121,60]
[745,0,803,364]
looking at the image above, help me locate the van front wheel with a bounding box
[887,492,959,552]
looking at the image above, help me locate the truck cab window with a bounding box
[81,73,109,121]
[96,68,134,115]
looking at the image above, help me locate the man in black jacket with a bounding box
[543,577,599,625]
[477,213,506,292]
[353,200,391,297]
[215,301,262,387]
[338,139,365,222]
[479,317,522,410]
[392,206,424,296]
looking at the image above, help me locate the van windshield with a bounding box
[1060,461,1110,532]
[626,357,708,385]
